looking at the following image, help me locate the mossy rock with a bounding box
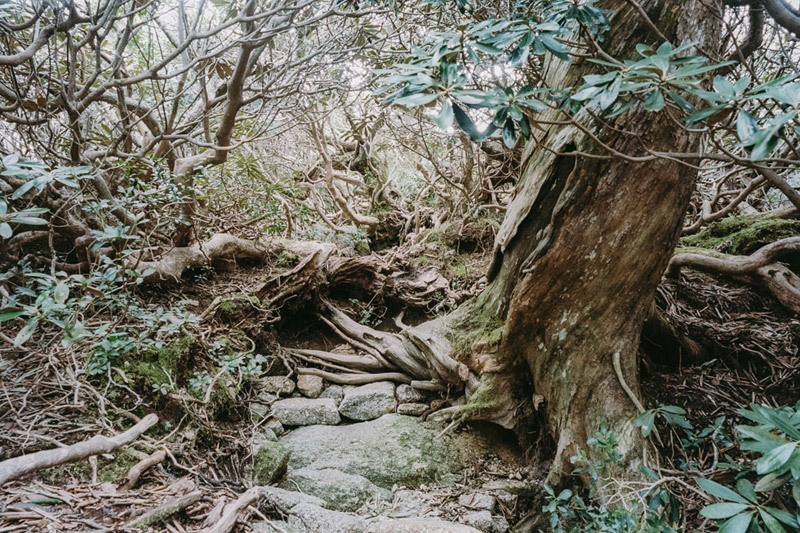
[681,216,800,255]
[252,440,291,484]
[275,250,301,268]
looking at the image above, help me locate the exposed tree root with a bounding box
[0,413,158,486]
[201,486,260,533]
[119,449,166,492]
[129,234,267,282]
[125,489,203,529]
[668,237,800,313]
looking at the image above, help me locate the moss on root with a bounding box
[457,373,508,421]
[42,449,141,484]
[215,294,264,323]
[681,216,800,255]
[448,301,505,357]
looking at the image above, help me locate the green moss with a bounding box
[457,374,505,421]
[448,302,505,357]
[252,441,290,484]
[42,449,140,484]
[123,335,195,389]
[680,216,800,255]
[207,375,241,420]
[276,250,300,268]
[215,294,262,323]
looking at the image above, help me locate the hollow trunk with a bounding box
[447,0,722,475]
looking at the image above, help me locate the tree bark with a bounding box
[449,0,721,478]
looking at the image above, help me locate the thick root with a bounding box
[668,237,800,313]
[129,233,267,282]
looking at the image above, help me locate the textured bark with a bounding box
[458,0,723,477]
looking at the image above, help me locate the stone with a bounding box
[265,418,285,436]
[338,382,397,421]
[281,467,391,511]
[396,384,427,403]
[462,511,508,533]
[368,518,481,532]
[280,413,459,488]
[287,503,367,533]
[297,374,324,398]
[252,440,290,484]
[251,521,302,533]
[320,384,345,404]
[259,427,278,442]
[458,492,496,512]
[262,376,296,396]
[396,403,428,416]
[272,398,341,426]
[258,486,326,512]
[250,402,270,419]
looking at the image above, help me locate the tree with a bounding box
[3,0,800,513]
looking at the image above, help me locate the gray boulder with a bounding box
[297,374,324,398]
[280,413,459,488]
[258,486,326,513]
[338,382,397,421]
[396,403,428,416]
[396,384,427,403]
[251,521,302,533]
[458,492,496,512]
[262,376,296,395]
[320,384,345,404]
[252,440,290,484]
[462,511,508,533]
[272,398,341,426]
[281,467,391,511]
[287,502,367,533]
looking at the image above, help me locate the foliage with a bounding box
[696,402,800,533]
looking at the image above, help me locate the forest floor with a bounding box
[0,223,798,532]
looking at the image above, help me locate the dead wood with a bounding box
[125,489,203,529]
[200,486,259,533]
[129,234,267,282]
[118,449,166,492]
[667,237,800,313]
[0,413,158,486]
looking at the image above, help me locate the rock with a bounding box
[258,486,326,513]
[280,413,459,488]
[458,492,496,512]
[272,398,341,426]
[287,502,367,533]
[396,403,428,416]
[338,382,397,421]
[265,418,285,436]
[250,402,270,419]
[251,521,302,533]
[462,511,508,533]
[259,427,278,442]
[320,384,345,404]
[262,376,296,396]
[368,518,482,532]
[297,375,324,398]
[281,467,391,511]
[396,384,427,403]
[252,440,290,484]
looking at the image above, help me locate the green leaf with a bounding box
[453,103,480,140]
[700,503,751,519]
[695,477,751,504]
[644,91,665,112]
[0,222,11,239]
[661,405,686,415]
[756,442,797,475]
[635,410,657,437]
[735,479,758,503]
[598,76,621,110]
[755,472,790,492]
[14,317,39,347]
[502,119,515,149]
[435,101,454,130]
[0,310,24,322]
[394,92,438,107]
[718,512,753,533]
[713,75,736,97]
[760,509,787,533]
[736,110,759,144]
[53,282,69,305]
[9,216,47,225]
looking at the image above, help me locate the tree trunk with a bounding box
[449,0,722,476]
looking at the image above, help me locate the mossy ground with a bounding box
[680,216,800,255]
[122,335,196,391]
[42,449,141,484]
[215,294,264,323]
